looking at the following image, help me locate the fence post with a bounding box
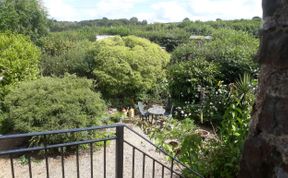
[116,125,124,178]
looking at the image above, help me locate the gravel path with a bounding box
[0,124,182,178]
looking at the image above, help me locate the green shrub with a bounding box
[171,29,259,84]
[89,35,170,107]
[168,58,220,101]
[148,118,208,177]
[0,0,48,42]
[168,58,228,123]
[148,74,256,177]
[148,118,197,155]
[39,33,77,56]
[184,74,256,177]
[41,40,94,77]
[171,41,208,63]
[0,32,40,113]
[1,75,107,140]
[207,74,256,177]
[206,29,259,83]
[174,82,231,124]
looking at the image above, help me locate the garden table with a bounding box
[148,107,165,123]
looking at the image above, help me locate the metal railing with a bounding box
[0,124,203,178]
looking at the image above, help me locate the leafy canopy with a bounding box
[89,35,170,105]
[171,29,259,83]
[40,39,95,77]
[0,0,48,41]
[0,32,40,96]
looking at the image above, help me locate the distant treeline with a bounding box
[48,17,261,52]
[49,17,148,32]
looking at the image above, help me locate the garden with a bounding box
[0,0,261,177]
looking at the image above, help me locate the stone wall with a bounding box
[239,0,288,177]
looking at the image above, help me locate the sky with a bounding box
[42,0,262,23]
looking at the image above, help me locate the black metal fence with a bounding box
[0,124,203,178]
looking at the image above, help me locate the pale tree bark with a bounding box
[238,0,288,177]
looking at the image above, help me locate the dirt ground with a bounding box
[0,124,182,178]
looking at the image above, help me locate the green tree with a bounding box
[171,29,259,83]
[89,35,170,106]
[129,17,139,24]
[0,0,48,41]
[40,40,94,77]
[168,58,230,123]
[0,32,40,98]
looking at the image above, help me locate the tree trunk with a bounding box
[238,0,288,177]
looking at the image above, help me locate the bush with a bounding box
[0,0,48,42]
[148,118,197,155]
[171,29,259,84]
[41,40,94,77]
[89,35,170,106]
[168,58,220,102]
[183,74,256,177]
[174,82,231,124]
[168,58,229,123]
[0,32,40,109]
[147,118,209,177]
[206,29,259,83]
[208,74,256,177]
[39,33,77,56]
[1,75,107,138]
[171,41,208,63]
[148,74,256,178]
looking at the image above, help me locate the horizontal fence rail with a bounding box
[0,123,203,178]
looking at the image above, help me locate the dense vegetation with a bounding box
[1,76,107,146]
[90,36,170,106]
[47,18,261,52]
[0,32,40,112]
[0,0,48,41]
[2,76,106,132]
[0,1,261,177]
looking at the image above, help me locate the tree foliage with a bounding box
[168,58,230,123]
[0,32,40,97]
[0,0,48,41]
[41,36,94,78]
[89,36,170,106]
[171,29,259,83]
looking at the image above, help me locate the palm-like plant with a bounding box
[234,73,256,106]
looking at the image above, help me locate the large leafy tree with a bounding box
[0,0,48,41]
[89,36,170,106]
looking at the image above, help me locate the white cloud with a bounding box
[134,0,262,23]
[43,0,77,21]
[43,0,144,21]
[84,0,144,19]
[150,1,191,22]
[187,0,262,20]
[42,0,262,22]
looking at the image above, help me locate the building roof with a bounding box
[189,35,213,40]
[96,35,115,41]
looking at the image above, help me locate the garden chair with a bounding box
[137,102,150,120]
[164,102,173,119]
[164,105,173,118]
